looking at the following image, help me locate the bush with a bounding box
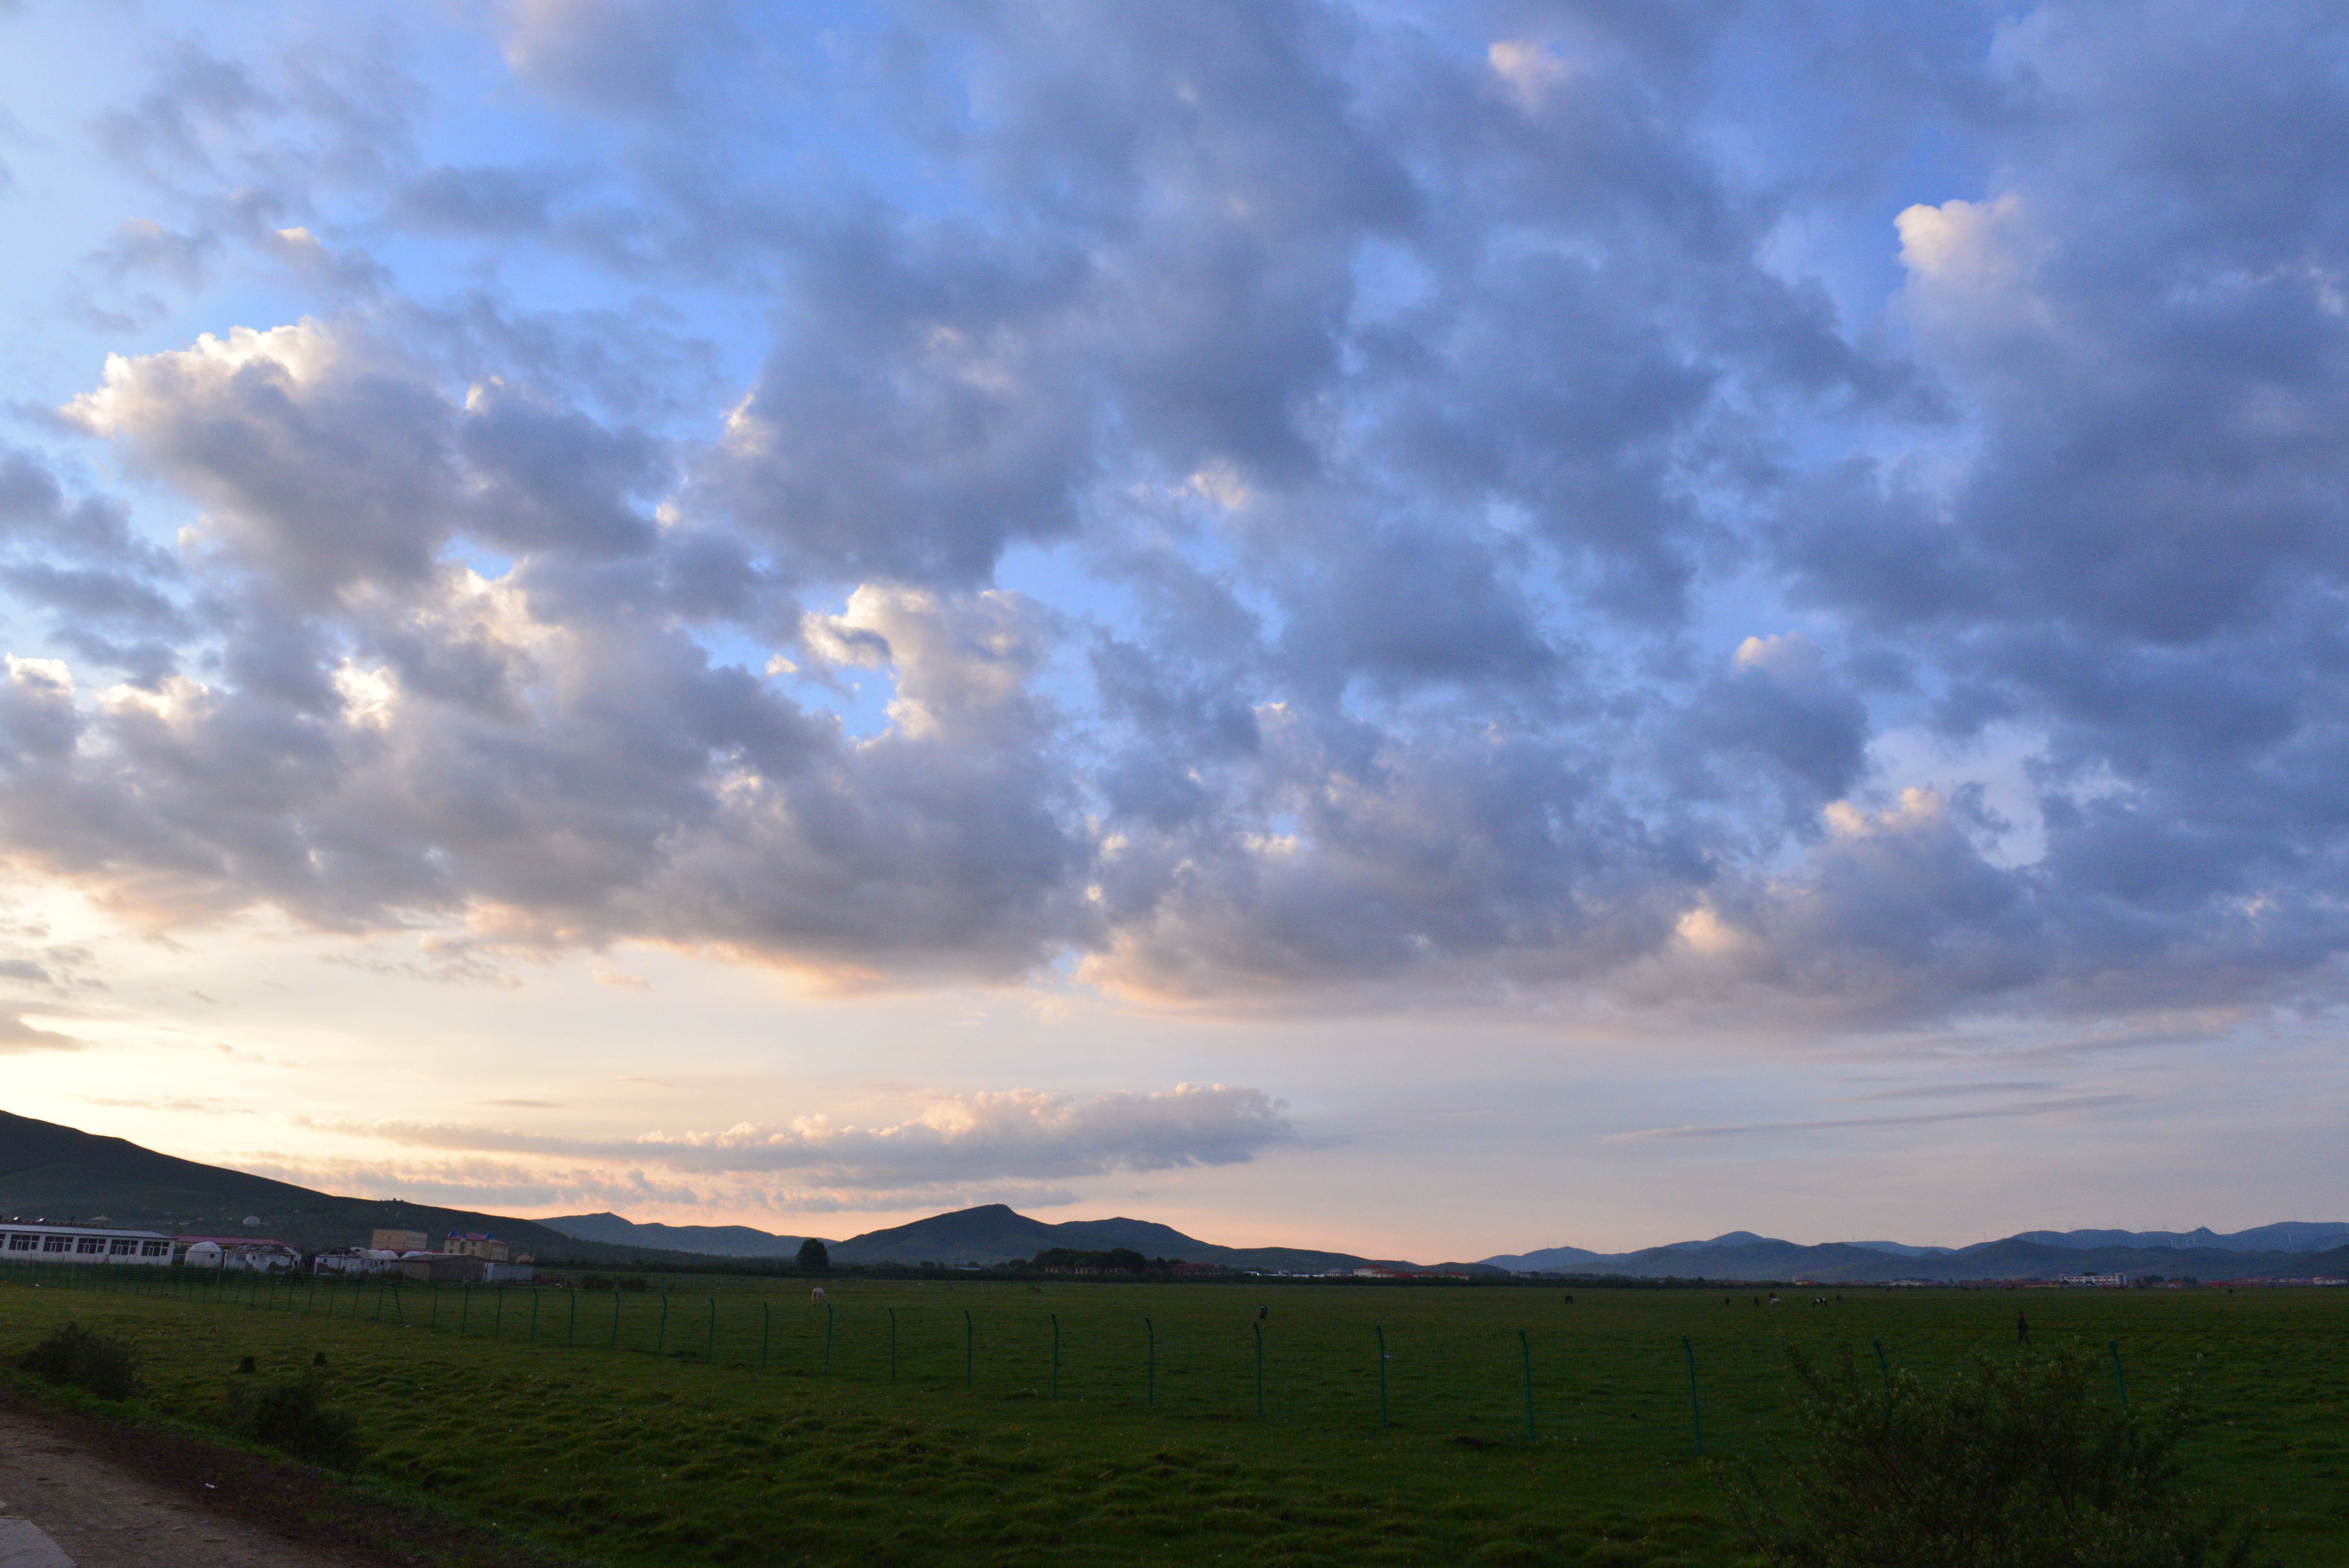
[1727,1342,2271,1568]
[17,1323,139,1401]
[797,1238,830,1270]
[227,1373,365,1470]
[1028,1247,1150,1273]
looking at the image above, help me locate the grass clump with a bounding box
[1729,1342,2274,1567]
[18,1321,139,1401]
[227,1371,366,1470]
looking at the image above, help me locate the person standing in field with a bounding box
[2016,1311,2029,1344]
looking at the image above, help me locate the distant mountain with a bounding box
[821,1203,1485,1274]
[1477,1244,1613,1272]
[0,1108,695,1262]
[1845,1240,1953,1258]
[542,1212,810,1258]
[2010,1223,2349,1253]
[1661,1231,1771,1251]
[1479,1227,2349,1283]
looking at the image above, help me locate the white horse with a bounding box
[811,1285,828,1304]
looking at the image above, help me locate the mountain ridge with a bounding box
[1481,1224,2349,1282]
[7,1108,2343,1281]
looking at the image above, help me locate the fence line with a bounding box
[0,1258,2233,1455]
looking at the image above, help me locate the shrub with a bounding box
[17,1323,139,1401]
[228,1374,365,1470]
[1727,1342,2272,1568]
[619,1275,650,1292]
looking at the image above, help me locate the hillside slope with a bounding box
[541,1212,811,1258]
[0,1109,686,1262]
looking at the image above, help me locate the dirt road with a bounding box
[0,1392,551,1568]
[0,1402,389,1566]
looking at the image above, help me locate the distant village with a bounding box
[0,1219,535,1282]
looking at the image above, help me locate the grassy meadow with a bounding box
[0,1267,2342,1566]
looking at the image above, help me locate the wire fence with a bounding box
[0,1258,2285,1459]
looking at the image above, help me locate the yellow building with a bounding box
[371,1228,430,1252]
[444,1231,510,1262]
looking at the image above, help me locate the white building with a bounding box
[0,1224,173,1267]
[314,1248,406,1276]
[180,1236,301,1272]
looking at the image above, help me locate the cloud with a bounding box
[0,1013,84,1052]
[1604,1094,2133,1144]
[496,0,745,119]
[4,0,2349,1048]
[324,1083,1296,1189]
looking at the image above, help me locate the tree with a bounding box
[1727,1342,2271,1568]
[796,1237,829,1271]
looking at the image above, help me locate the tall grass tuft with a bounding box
[226,1372,366,1470]
[17,1322,139,1401]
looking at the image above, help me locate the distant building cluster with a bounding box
[0,1219,533,1282]
[310,1229,534,1283]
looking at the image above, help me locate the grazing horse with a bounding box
[811,1286,827,1305]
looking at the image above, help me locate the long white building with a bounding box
[0,1224,173,1267]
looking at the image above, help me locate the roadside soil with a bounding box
[0,1385,568,1568]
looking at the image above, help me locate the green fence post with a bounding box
[611,1288,621,1350]
[494,1287,505,1340]
[529,1289,540,1341]
[823,1302,833,1374]
[656,1292,669,1355]
[964,1309,974,1389]
[430,1283,439,1332]
[1145,1317,1155,1408]
[2109,1340,2127,1411]
[1050,1313,1060,1400]
[1254,1320,1265,1418]
[460,1283,471,1335]
[888,1307,897,1382]
[1681,1335,1703,1456]
[1520,1329,1535,1442]
[392,1281,405,1325]
[1375,1325,1389,1429]
[568,1288,577,1347]
[1873,1338,1892,1420]
[760,1301,769,1367]
[706,1296,716,1360]
[376,1278,387,1322]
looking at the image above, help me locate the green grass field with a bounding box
[1,1267,2342,1566]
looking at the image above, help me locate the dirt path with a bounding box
[0,1401,396,1566]
[0,1391,560,1568]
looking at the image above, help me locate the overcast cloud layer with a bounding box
[0,2,2345,1233]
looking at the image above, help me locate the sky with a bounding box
[0,0,2344,1260]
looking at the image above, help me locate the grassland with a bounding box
[1,1267,2342,1566]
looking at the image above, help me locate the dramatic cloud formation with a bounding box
[335,1083,1294,1183]
[5,0,2349,1047]
[262,1084,1296,1212]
